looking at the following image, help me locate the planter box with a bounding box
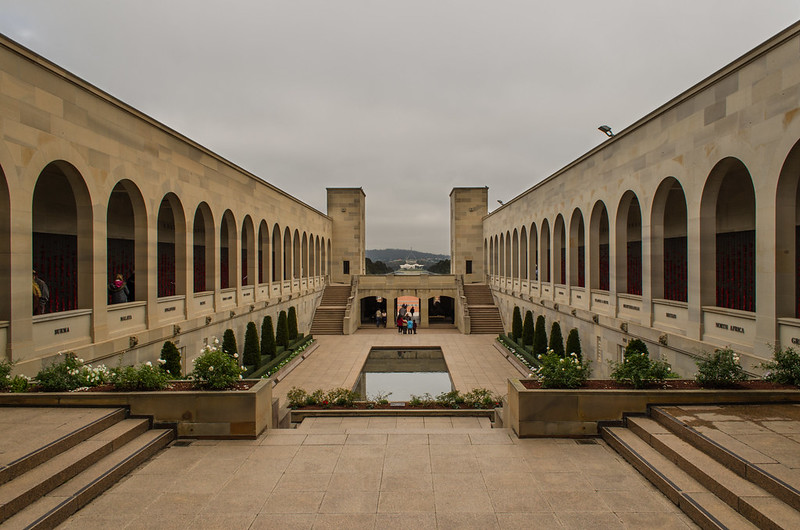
[290,407,495,424]
[506,378,800,438]
[0,378,272,439]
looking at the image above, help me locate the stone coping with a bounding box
[290,407,495,424]
[0,378,272,439]
[506,377,800,438]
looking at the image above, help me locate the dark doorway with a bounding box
[361,296,388,326]
[428,296,455,326]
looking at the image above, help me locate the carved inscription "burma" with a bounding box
[594,298,609,305]
[54,327,69,335]
[119,315,132,322]
[622,304,640,311]
[164,306,176,312]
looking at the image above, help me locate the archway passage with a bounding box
[428,296,454,326]
[107,182,136,303]
[397,296,420,321]
[157,196,177,297]
[360,296,387,326]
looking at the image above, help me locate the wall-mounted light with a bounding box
[598,125,614,137]
[497,200,504,206]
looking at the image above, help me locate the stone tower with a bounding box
[450,187,488,283]
[327,188,366,283]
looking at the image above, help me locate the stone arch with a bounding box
[590,201,610,291]
[529,223,538,280]
[499,233,505,278]
[107,179,147,304]
[700,157,756,311]
[283,227,292,281]
[428,295,455,325]
[553,214,566,285]
[776,139,800,318]
[484,238,489,277]
[520,226,528,280]
[272,223,282,282]
[315,235,321,276]
[157,193,186,297]
[512,228,519,279]
[258,220,269,284]
[505,231,511,277]
[0,163,9,321]
[616,191,642,296]
[293,229,301,279]
[493,235,499,277]
[192,202,215,293]
[220,210,237,290]
[569,208,585,288]
[326,239,331,277]
[540,219,551,283]
[651,177,688,302]
[301,232,308,279]
[32,161,93,313]
[241,215,255,286]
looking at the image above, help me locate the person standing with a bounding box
[396,314,404,333]
[381,310,387,328]
[33,269,49,315]
[406,316,413,335]
[108,273,129,304]
[375,308,382,327]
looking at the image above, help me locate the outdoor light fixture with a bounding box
[598,125,614,137]
[497,200,504,205]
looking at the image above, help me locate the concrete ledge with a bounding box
[0,378,272,439]
[290,408,495,423]
[506,378,800,437]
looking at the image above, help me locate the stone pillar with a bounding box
[450,187,488,283]
[327,188,366,284]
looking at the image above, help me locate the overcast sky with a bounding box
[2,2,798,253]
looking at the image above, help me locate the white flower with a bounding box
[233,353,239,359]
[145,361,152,367]
[158,359,166,365]
[208,366,214,372]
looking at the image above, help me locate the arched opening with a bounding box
[512,228,519,279]
[499,233,505,278]
[0,165,9,321]
[272,224,281,282]
[301,232,308,279]
[107,181,145,304]
[488,237,493,276]
[569,209,585,288]
[540,219,551,282]
[530,223,538,280]
[293,230,301,279]
[484,238,489,277]
[157,194,185,298]
[360,296,388,326]
[396,296,420,322]
[220,210,237,290]
[283,227,291,281]
[258,221,269,284]
[590,202,610,291]
[701,158,756,311]
[776,140,800,318]
[32,161,92,313]
[493,235,499,278]
[616,192,642,296]
[315,236,320,276]
[310,234,316,277]
[241,216,255,286]
[520,226,528,280]
[326,239,331,277]
[428,296,455,326]
[554,215,566,285]
[322,237,328,277]
[504,231,511,277]
[651,178,687,301]
[193,203,215,293]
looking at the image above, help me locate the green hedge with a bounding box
[498,334,540,370]
[247,334,314,379]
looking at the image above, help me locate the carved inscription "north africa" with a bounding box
[715,322,745,334]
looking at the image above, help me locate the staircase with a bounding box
[602,406,800,529]
[310,284,352,335]
[463,284,504,334]
[0,407,173,529]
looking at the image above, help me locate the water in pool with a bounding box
[353,347,452,402]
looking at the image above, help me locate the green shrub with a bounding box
[761,346,800,387]
[221,328,238,358]
[610,340,675,389]
[462,388,501,408]
[35,353,110,392]
[522,310,534,347]
[190,339,246,390]
[565,328,582,361]
[243,321,260,368]
[535,350,590,389]
[305,389,325,406]
[288,306,299,341]
[533,315,548,356]
[511,306,523,341]
[276,311,289,348]
[286,386,308,408]
[111,362,170,391]
[325,387,360,407]
[695,348,746,388]
[549,321,565,357]
[260,316,277,361]
[160,341,182,378]
[0,359,13,391]
[436,390,466,409]
[8,375,29,393]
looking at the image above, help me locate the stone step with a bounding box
[627,416,800,529]
[0,429,173,530]
[602,425,757,529]
[0,408,127,487]
[0,417,151,523]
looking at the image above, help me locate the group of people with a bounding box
[374,309,388,327]
[396,304,418,334]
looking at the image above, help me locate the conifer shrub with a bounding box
[288,306,299,341]
[276,310,289,348]
[610,338,675,389]
[221,328,238,358]
[243,321,260,368]
[533,315,548,356]
[260,315,277,361]
[160,340,182,377]
[565,328,582,361]
[522,310,534,347]
[549,321,565,357]
[511,306,523,341]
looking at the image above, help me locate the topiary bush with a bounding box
[276,311,289,348]
[160,340,182,378]
[522,310,534,347]
[565,328,582,361]
[549,321,565,357]
[511,306,523,341]
[260,315,277,361]
[533,315,548,356]
[695,348,746,388]
[221,328,238,358]
[243,321,260,368]
[287,306,299,341]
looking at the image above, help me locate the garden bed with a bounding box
[520,379,794,390]
[506,378,800,438]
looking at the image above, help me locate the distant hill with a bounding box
[366,248,449,262]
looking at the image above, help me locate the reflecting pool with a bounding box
[353,347,452,402]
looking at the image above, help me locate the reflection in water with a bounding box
[353,347,452,402]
